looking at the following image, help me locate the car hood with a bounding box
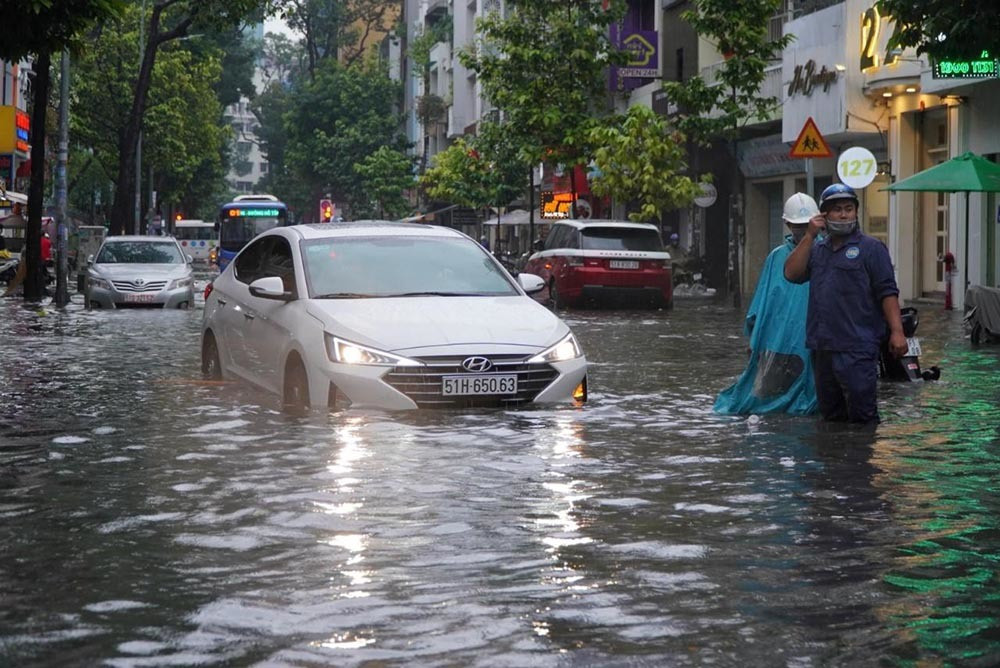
[306,296,568,354]
[90,263,190,279]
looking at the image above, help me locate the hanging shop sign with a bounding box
[0,106,31,155]
[609,26,658,92]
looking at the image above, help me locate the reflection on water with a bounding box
[1,296,999,665]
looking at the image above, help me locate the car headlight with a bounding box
[528,332,583,363]
[170,277,192,290]
[88,276,111,290]
[325,334,422,367]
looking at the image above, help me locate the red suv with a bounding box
[522,220,673,309]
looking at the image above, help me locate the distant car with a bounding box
[84,236,195,309]
[201,222,588,410]
[522,220,673,309]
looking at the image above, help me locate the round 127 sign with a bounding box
[837,146,878,189]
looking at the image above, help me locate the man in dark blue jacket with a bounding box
[784,183,907,424]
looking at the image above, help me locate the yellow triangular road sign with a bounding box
[789,117,832,158]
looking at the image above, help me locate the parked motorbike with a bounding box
[879,306,940,381]
[964,284,1000,344]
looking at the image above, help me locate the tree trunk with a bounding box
[23,50,51,303]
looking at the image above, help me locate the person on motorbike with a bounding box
[714,193,819,415]
[784,183,907,424]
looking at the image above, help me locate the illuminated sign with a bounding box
[933,51,999,79]
[0,106,31,155]
[228,207,280,217]
[860,4,902,72]
[788,59,838,96]
[541,192,573,219]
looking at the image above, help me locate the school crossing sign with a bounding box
[789,117,832,159]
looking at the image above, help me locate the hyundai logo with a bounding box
[461,356,493,372]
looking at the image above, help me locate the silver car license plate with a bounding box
[906,337,921,357]
[609,260,639,269]
[123,293,156,303]
[442,374,518,396]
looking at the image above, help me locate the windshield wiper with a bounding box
[383,291,484,297]
[312,292,376,299]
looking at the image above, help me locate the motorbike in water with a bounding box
[879,306,940,381]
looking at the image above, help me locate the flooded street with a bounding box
[2,287,1000,666]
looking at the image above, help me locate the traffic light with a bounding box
[320,199,334,222]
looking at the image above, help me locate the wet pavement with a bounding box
[2,284,1000,666]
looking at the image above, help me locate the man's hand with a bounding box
[888,330,908,358]
[807,213,826,240]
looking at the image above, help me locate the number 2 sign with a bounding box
[837,146,878,189]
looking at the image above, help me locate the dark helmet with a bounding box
[818,183,859,212]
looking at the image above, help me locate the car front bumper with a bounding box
[85,283,195,309]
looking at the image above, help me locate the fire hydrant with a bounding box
[943,251,956,310]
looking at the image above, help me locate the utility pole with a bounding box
[54,51,70,307]
[133,0,147,235]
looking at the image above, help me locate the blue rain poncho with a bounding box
[714,236,817,415]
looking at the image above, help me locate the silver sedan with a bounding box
[84,236,195,309]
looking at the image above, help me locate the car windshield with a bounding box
[302,236,519,298]
[96,241,184,264]
[581,227,664,252]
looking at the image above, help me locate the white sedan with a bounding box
[201,222,588,410]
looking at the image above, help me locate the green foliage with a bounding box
[459,0,626,168]
[877,0,1000,61]
[661,0,792,142]
[421,123,528,211]
[282,59,408,214]
[276,0,399,72]
[354,146,416,219]
[0,0,125,61]
[70,4,227,217]
[588,106,703,222]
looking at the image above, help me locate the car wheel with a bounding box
[201,333,223,380]
[283,357,311,412]
[549,280,564,310]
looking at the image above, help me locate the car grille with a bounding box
[112,279,168,293]
[384,354,558,408]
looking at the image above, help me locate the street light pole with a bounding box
[134,0,147,235]
[54,50,70,307]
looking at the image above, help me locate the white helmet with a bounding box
[782,192,820,224]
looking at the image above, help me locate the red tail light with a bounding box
[203,282,214,300]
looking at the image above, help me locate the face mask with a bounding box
[826,219,857,236]
[787,226,808,243]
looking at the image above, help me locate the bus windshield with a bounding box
[219,215,284,252]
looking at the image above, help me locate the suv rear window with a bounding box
[581,227,663,252]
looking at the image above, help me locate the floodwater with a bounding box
[2,286,999,667]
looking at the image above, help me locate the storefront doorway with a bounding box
[920,109,949,296]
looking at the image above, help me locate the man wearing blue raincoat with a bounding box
[714,193,819,416]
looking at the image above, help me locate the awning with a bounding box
[483,209,538,226]
[0,190,28,206]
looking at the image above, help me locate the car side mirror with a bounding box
[517,273,545,295]
[533,239,545,251]
[186,254,194,264]
[86,254,94,266]
[249,276,293,301]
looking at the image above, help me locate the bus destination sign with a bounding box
[228,208,280,217]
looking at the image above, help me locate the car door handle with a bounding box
[217,298,227,306]
[243,311,255,320]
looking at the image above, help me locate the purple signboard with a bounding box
[610,26,658,92]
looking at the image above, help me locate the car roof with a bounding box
[102,235,180,242]
[552,219,660,231]
[282,222,469,240]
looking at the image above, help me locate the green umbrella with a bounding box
[883,152,1000,293]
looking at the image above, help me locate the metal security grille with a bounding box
[112,280,167,293]
[384,354,558,408]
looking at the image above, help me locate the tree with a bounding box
[588,106,703,223]
[283,59,407,219]
[877,0,1000,61]
[276,0,398,75]
[459,0,627,191]
[353,146,415,219]
[70,9,228,225]
[104,0,263,236]
[659,0,792,308]
[0,0,125,302]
